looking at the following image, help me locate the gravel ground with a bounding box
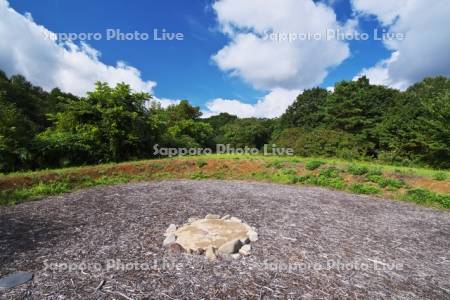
[1,180,450,299]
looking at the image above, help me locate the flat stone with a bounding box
[248,231,258,242]
[239,244,251,256]
[174,219,248,251]
[0,272,33,289]
[205,214,220,219]
[218,239,242,255]
[163,233,176,246]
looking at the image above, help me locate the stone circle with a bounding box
[163,214,258,260]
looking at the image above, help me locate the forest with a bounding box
[0,69,449,173]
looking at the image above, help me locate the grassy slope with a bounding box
[1,154,449,209]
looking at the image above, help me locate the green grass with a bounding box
[1,154,449,209]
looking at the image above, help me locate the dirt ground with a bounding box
[1,180,449,299]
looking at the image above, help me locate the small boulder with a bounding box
[163,233,176,246]
[164,224,177,236]
[205,246,217,260]
[239,244,251,256]
[248,231,258,242]
[168,243,184,255]
[218,239,242,255]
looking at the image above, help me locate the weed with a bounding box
[196,160,208,168]
[347,164,369,175]
[189,171,208,180]
[305,160,324,170]
[319,166,340,178]
[433,172,448,181]
[367,175,404,189]
[404,189,450,209]
[350,183,380,195]
[265,160,285,169]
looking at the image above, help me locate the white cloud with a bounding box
[212,0,351,91]
[0,0,156,96]
[353,0,450,89]
[203,88,300,118]
[151,97,181,108]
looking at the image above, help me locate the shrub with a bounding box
[305,160,324,170]
[347,164,369,175]
[433,172,448,181]
[319,166,340,178]
[350,183,380,194]
[367,175,405,189]
[405,189,450,208]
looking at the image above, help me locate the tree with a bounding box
[280,88,328,130]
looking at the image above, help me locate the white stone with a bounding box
[229,217,242,223]
[239,244,251,256]
[205,245,217,260]
[248,231,258,242]
[221,214,230,220]
[218,239,242,255]
[163,233,176,246]
[205,214,220,219]
[231,253,241,259]
[164,224,177,236]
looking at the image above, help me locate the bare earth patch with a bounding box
[1,180,449,299]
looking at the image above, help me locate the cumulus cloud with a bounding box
[353,0,450,89]
[204,88,300,118]
[211,0,350,91]
[0,0,156,96]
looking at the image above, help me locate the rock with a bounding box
[239,244,251,256]
[221,214,230,220]
[229,217,242,223]
[218,239,242,255]
[205,246,217,260]
[164,224,177,236]
[240,237,250,244]
[168,243,184,255]
[248,231,258,242]
[163,233,176,246]
[0,272,33,289]
[231,253,241,259]
[205,214,220,219]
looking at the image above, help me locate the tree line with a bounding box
[0,69,448,173]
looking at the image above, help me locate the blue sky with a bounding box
[1,0,449,117]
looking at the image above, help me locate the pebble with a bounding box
[239,244,251,256]
[248,231,258,242]
[163,233,176,246]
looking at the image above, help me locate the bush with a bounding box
[347,164,369,175]
[305,160,324,170]
[405,189,450,208]
[366,175,405,189]
[433,172,448,181]
[350,183,380,195]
